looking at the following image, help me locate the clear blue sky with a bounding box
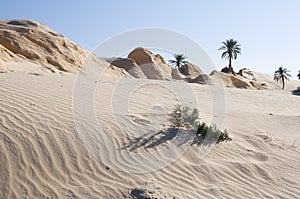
[1,0,300,78]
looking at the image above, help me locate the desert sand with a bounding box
[0,20,300,199]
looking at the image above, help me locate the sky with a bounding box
[1,0,300,79]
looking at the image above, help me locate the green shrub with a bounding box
[170,105,200,130]
[170,105,183,127]
[170,105,232,144]
[197,122,232,143]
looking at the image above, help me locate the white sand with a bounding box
[0,66,299,198]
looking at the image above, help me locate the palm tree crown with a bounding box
[169,54,189,68]
[218,38,241,74]
[274,67,291,90]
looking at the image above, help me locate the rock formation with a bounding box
[125,47,209,84]
[1,19,287,90]
[0,20,92,72]
[105,57,146,78]
[128,47,173,80]
[179,63,203,78]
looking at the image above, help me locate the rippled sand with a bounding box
[0,69,300,198]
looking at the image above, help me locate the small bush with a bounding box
[197,122,232,143]
[170,105,232,144]
[170,105,200,130]
[170,105,183,127]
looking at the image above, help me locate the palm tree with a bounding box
[274,67,291,90]
[169,54,189,68]
[218,38,241,74]
[297,70,300,80]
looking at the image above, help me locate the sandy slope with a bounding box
[0,67,299,199]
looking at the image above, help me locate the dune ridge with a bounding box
[0,70,299,198]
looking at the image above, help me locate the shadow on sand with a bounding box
[292,89,300,96]
[122,128,217,152]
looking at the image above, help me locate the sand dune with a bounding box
[0,68,299,198]
[1,19,300,199]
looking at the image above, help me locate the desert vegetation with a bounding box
[195,122,232,144]
[170,104,200,130]
[168,54,189,68]
[170,105,232,144]
[273,67,291,90]
[218,38,241,74]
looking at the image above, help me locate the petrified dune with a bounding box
[210,69,300,90]
[0,19,128,78]
[0,20,90,73]
[110,47,211,84]
[127,47,174,80]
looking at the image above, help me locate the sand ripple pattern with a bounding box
[0,72,299,198]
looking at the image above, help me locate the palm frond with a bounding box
[218,46,226,51]
[274,66,291,82]
[169,53,189,68]
[273,76,281,82]
[168,60,177,64]
[221,51,228,59]
[219,38,241,63]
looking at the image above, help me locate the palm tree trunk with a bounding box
[228,57,235,75]
[282,76,285,90]
[228,57,232,74]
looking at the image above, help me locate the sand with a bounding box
[0,65,299,199]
